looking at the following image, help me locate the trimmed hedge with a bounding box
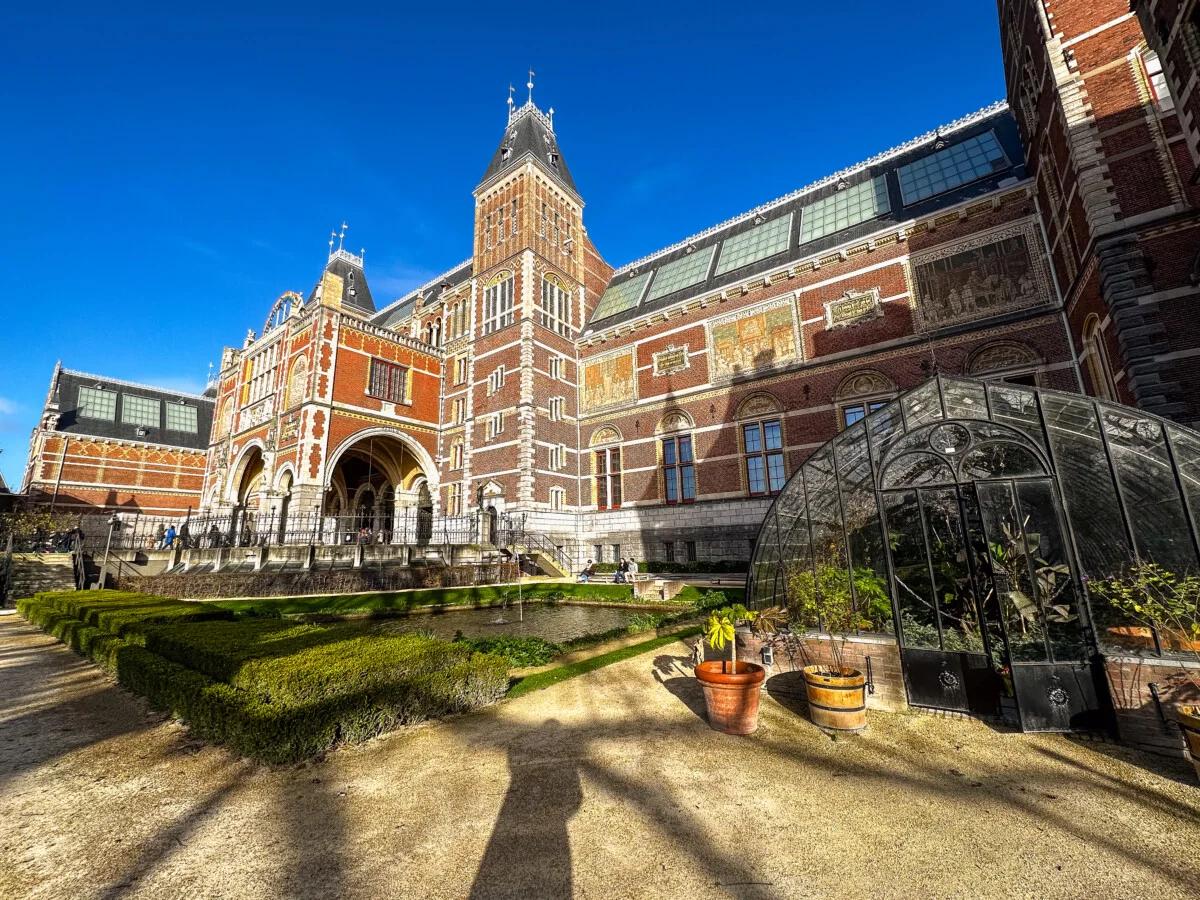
[592,560,748,575]
[18,591,508,763]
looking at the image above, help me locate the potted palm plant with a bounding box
[1092,562,1200,780]
[694,603,773,735]
[787,562,870,732]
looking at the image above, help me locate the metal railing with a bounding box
[494,514,572,574]
[78,509,480,552]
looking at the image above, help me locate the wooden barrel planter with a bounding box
[694,660,766,735]
[1180,706,1200,782]
[802,665,867,732]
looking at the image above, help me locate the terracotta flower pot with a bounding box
[802,665,867,732]
[694,660,766,735]
[1179,705,1200,782]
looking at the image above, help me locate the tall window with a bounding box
[841,400,888,428]
[510,198,519,235]
[663,541,675,561]
[447,482,462,516]
[450,441,464,470]
[1084,316,1118,401]
[487,366,505,396]
[453,355,468,385]
[548,396,564,421]
[548,355,565,380]
[368,359,409,404]
[1142,50,1175,112]
[243,341,279,405]
[448,302,468,340]
[548,444,566,471]
[685,540,697,562]
[486,413,505,440]
[77,386,117,421]
[662,434,696,504]
[540,274,570,335]
[482,272,515,335]
[453,397,466,424]
[744,419,785,495]
[549,487,565,510]
[594,446,622,510]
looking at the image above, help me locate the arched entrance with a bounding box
[231,446,265,546]
[323,431,436,545]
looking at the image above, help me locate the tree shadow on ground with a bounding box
[650,653,707,721]
[764,670,810,717]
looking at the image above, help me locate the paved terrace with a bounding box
[1,614,1197,899]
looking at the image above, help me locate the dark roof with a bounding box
[478,102,578,198]
[371,259,474,330]
[586,103,1025,330]
[50,369,215,451]
[308,250,376,314]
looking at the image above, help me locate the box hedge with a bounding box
[17,591,508,763]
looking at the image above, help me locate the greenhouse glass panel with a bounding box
[1166,424,1200,563]
[987,384,1047,451]
[884,489,940,648]
[1102,408,1198,574]
[836,429,892,632]
[792,445,848,632]
[941,379,989,421]
[901,379,944,429]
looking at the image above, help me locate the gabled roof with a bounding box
[478,101,578,199]
[371,259,474,330]
[586,101,1024,330]
[308,249,376,314]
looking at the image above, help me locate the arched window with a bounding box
[285,356,308,409]
[540,274,571,336]
[836,370,896,429]
[1083,315,1117,401]
[966,341,1041,387]
[590,428,623,511]
[482,271,515,335]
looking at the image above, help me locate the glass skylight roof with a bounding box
[644,245,717,303]
[592,271,651,321]
[715,213,793,276]
[800,175,891,243]
[898,130,1008,205]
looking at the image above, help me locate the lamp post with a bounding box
[99,512,121,589]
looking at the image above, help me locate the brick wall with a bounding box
[1103,655,1199,756]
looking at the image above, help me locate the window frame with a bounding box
[77,386,117,422]
[482,272,515,335]
[742,418,785,496]
[539,274,571,336]
[661,433,697,505]
[366,358,410,405]
[121,394,161,429]
[594,445,623,511]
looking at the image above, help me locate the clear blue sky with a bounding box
[0,1,1005,489]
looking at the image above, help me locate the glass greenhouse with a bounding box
[747,376,1200,731]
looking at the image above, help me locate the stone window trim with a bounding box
[823,288,883,329]
[548,396,565,422]
[549,486,566,511]
[593,444,623,511]
[487,365,506,397]
[482,270,516,335]
[660,433,697,505]
[1081,314,1118,402]
[539,273,572,337]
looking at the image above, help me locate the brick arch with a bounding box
[588,425,623,447]
[835,369,896,401]
[655,410,694,434]
[965,340,1041,376]
[735,392,782,420]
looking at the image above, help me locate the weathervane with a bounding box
[527,68,535,104]
[338,222,348,251]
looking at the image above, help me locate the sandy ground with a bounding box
[1,614,1198,900]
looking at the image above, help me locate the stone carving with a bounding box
[708,298,800,380]
[653,345,690,377]
[581,350,636,412]
[656,411,693,434]
[967,340,1040,375]
[836,370,895,400]
[589,425,622,447]
[826,289,882,328]
[736,392,782,420]
[911,224,1050,330]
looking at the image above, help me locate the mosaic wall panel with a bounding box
[581,349,637,413]
[707,298,801,380]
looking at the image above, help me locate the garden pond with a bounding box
[368,601,663,643]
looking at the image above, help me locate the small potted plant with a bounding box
[1093,562,1200,780]
[787,562,869,732]
[694,604,768,735]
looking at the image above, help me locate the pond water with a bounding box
[369,602,650,643]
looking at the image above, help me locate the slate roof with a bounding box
[49,369,215,451]
[586,102,1025,331]
[371,259,474,330]
[478,101,578,199]
[308,250,376,315]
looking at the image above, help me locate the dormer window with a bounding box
[501,146,512,160]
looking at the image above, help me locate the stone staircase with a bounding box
[4,553,79,601]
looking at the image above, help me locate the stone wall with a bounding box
[123,561,517,600]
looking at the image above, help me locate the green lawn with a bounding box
[210,581,744,618]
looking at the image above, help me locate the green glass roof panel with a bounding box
[714,213,793,276]
[644,245,717,302]
[592,271,651,320]
[800,175,891,244]
[898,130,1008,205]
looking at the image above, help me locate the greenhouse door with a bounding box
[883,486,1004,718]
[972,480,1109,733]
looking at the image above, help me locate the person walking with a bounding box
[162,524,177,549]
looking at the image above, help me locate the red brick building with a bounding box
[31,5,1200,569]
[22,366,215,517]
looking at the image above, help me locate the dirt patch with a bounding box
[2,616,1198,899]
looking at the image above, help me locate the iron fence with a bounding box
[80,509,481,552]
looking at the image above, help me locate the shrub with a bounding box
[19,591,509,763]
[455,635,563,667]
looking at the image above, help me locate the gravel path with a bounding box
[2,615,1198,899]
